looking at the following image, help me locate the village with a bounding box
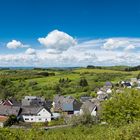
[0,77,140,128]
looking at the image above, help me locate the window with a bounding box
[25,118,29,120]
[31,118,33,120]
[39,118,41,121]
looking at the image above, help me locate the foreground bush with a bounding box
[48,118,65,126]
[1,122,140,140]
[67,113,98,126]
[101,89,140,126]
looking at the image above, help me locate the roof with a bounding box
[105,81,112,87]
[0,116,8,122]
[21,106,52,115]
[24,96,38,100]
[80,96,92,102]
[22,96,46,107]
[2,99,21,106]
[97,94,108,101]
[53,95,81,111]
[0,105,21,116]
[124,82,131,86]
[81,101,96,113]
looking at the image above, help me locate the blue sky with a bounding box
[0,0,140,67]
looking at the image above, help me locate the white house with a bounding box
[97,90,105,95]
[106,89,112,94]
[21,106,52,122]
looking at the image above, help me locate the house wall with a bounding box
[2,100,13,106]
[74,110,80,115]
[0,122,4,127]
[80,108,97,116]
[91,108,97,116]
[79,109,84,115]
[22,108,51,122]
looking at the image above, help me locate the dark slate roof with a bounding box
[81,101,96,113]
[21,106,52,115]
[53,95,81,111]
[62,103,73,111]
[80,96,92,103]
[97,94,108,101]
[0,105,21,116]
[124,82,131,86]
[8,98,21,106]
[105,81,112,87]
[53,95,65,111]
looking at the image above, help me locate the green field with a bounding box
[1,122,140,140]
[0,67,139,100]
[1,67,140,139]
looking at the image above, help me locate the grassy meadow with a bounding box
[0,67,139,100]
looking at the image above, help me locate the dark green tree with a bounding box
[80,78,88,87]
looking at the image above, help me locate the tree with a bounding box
[101,90,140,126]
[79,78,88,87]
[67,111,97,126]
[5,115,18,126]
[137,73,140,79]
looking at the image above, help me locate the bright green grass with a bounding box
[1,122,140,140]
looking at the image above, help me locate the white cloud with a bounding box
[101,38,140,51]
[1,30,140,67]
[25,48,36,55]
[124,45,135,51]
[38,30,77,51]
[6,40,29,49]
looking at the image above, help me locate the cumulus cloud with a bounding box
[1,30,140,67]
[124,45,135,51]
[102,38,140,51]
[38,30,77,51]
[25,48,36,55]
[6,40,29,49]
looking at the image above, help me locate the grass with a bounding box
[1,122,140,140]
[0,67,139,99]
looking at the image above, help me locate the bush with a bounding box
[48,118,65,126]
[101,89,140,126]
[5,115,18,126]
[67,112,97,126]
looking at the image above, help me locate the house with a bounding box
[97,90,106,95]
[104,81,112,88]
[52,95,82,115]
[97,87,112,96]
[0,116,8,127]
[80,96,92,103]
[136,80,140,89]
[80,100,100,116]
[0,99,3,105]
[20,106,52,122]
[52,95,64,112]
[2,99,13,106]
[2,99,21,106]
[97,93,108,101]
[106,88,112,94]
[61,96,82,115]
[130,78,137,85]
[22,96,46,107]
[0,105,21,117]
[123,82,132,88]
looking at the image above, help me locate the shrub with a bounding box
[5,115,17,126]
[101,89,140,126]
[48,118,65,126]
[67,112,97,126]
